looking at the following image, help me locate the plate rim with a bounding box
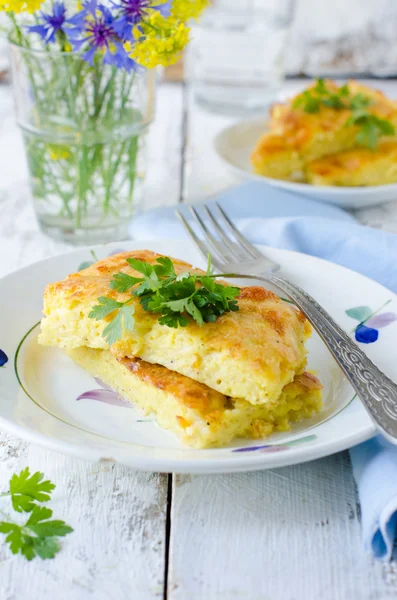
[0,239,388,473]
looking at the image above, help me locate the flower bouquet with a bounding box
[2,0,207,243]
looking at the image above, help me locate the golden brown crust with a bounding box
[118,355,227,414]
[118,355,322,418]
[251,79,397,182]
[307,140,397,186]
[43,250,309,370]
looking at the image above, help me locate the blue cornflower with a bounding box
[112,0,171,41]
[67,0,137,70]
[26,2,73,44]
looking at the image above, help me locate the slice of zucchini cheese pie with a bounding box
[39,250,322,448]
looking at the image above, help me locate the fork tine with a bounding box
[203,205,248,261]
[189,206,236,265]
[215,203,264,260]
[175,210,226,271]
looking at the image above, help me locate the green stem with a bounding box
[8,12,24,46]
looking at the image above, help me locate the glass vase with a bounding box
[9,42,155,244]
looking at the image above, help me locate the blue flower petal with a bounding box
[26,24,49,40]
[0,349,8,367]
[157,1,172,17]
[355,325,379,344]
[83,46,97,65]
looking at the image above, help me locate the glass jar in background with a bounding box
[9,42,155,245]
[186,0,294,115]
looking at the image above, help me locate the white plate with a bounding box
[214,115,397,209]
[1,239,397,473]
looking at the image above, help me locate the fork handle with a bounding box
[256,272,397,442]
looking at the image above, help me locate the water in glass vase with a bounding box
[9,44,155,245]
[22,124,146,244]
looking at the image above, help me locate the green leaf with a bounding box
[314,78,327,95]
[119,303,135,333]
[161,298,190,313]
[89,297,122,321]
[377,117,395,135]
[322,95,346,109]
[158,313,189,328]
[126,257,155,277]
[26,505,73,538]
[134,277,162,295]
[0,522,34,559]
[345,306,373,322]
[185,300,204,326]
[0,522,18,534]
[101,303,135,345]
[33,537,60,559]
[349,93,372,111]
[2,524,24,554]
[92,255,241,340]
[110,273,143,293]
[9,468,55,513]
[29,520,73,538]
[153,257,176,278]
[175,271,191,282]
[0,471,73,561]
[102,313,123,345]
[26,506,53,526]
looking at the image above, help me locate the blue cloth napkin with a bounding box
[129,181,397,560]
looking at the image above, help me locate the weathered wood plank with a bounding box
[0,80,185,599]
[0,432,168,600]
[168,453,397,600]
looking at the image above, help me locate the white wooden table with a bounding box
[1,77,397,600]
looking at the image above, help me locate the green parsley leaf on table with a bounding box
[9,467,55,513]
[89,255,241,343]
[0,469,73,561]
[0,506,72,561]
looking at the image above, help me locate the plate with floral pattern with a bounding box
[0,239,396,473]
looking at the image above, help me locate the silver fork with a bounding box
[176,203,397,444]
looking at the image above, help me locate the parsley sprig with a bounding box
[345,111,395,149]
[0,468,73,560]
[292,79,395,149]
[89,255,240,344]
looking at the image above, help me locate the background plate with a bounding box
[214,116,397,209]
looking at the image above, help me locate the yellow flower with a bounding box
[126,13,190,69]
[48,145,71,161]
[171,0,209,21]
[0,0,43,13]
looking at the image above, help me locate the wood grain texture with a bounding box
[168,454,397,600]
[0,432,168,600]
[0,81,185,600]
